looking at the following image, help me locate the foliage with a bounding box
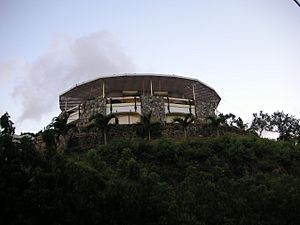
[206,113,243,135]
[52,112,74,137]
[2,129,300,225]
[234,116,248,130]
[249,111,300,142]
[0,112,15,136]
[2,111,300,224]
[40,112,74,150]
[89,113,116,145]
[136,111,162,141]
[271,111,300,141]
[173,113,195,139]
[41,128,56,149]
[249,111,272,137]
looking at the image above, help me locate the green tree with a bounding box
[249,111,272,137]
[41,127,56,149]
[41,112,74,151]
[136,111,162,141]
[234,117,248,131]
[0,112,15,136]
[52,112,73,137]
[206,113,235,136]
[271,111,300,141]
[52,112,75,151]
[89,113,116,145]
[173,113,195,139]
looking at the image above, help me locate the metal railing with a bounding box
[163,97,195,115]
[64,96,196,124]
[106,96,141,114]
[66,105,81,124]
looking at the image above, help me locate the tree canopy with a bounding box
[1,111,300,225]
[89,113,117,145]
[0,112,15,136]
[173,113,195,139]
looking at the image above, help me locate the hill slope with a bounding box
[1,134,300,225]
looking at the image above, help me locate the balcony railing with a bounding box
[106,96,141,114]
[165,104,195,115]
[163,97,195,115]
[66,105,81,124]
[65,96,195,124]
[106,102,141,114]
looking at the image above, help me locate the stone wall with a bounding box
[75,95,218,127]
[78,97,106,126]
[44,122,247,152]
[195,101,218,123]
[66,123,208,151]
[141,95,165,123]
[109,124,137,140]
[66,125,137,151]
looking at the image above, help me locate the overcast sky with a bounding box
[0,0,300,133]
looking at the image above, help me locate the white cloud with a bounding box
[12,30,135,123]
[0,60,25,82]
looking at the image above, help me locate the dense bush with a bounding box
[1,134,300,225]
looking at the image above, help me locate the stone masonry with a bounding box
[195,101,218,123]
[78,97,106,127]
[141,95,165,124]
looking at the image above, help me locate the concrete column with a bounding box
[192,84,197,117]
[102,81,105,98]
[150,80,153,96]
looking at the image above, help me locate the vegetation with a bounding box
[89,113,117,145]
[249,111,272,137]
[0,112,15,136]
[136,111,162,140]
[271,111,300,141]
[40,112,74,150]
[206,113,248,135]
[173,113,195,139]
[1,112,300,225]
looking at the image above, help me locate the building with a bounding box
[59,73,221,125]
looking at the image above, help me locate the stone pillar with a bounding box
[141,95,165,124]
[195,101,217,123]
[78,97,106,126]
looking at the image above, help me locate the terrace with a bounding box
[66,96,195,124]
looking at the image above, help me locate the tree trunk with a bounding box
[103,132,107,145]
[148,131,151,141]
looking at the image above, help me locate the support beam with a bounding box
[150,80,153,96]
[102,81,105,98]
[64,98,68,111]
[192,84,196,102]
[110,98,112,113]
[192,84,197,117]
[78,104,81,118]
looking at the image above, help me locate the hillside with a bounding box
[1,134,300,225]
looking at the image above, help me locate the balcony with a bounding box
[106,102,141,114]
[66,105,80,124]
[65,96,195,125]
[106,96,141,114]
[164,97,195,115]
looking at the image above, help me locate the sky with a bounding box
[0,0,300,134]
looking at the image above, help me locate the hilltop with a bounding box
[1,132,300,225]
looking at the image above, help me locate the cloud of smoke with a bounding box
[13,30,135,122]
[0,60,25,82]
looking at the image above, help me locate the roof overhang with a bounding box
[59,73,221,111]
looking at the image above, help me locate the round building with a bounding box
[59,73,221,125]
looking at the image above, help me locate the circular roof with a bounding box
[59,73,221,111]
